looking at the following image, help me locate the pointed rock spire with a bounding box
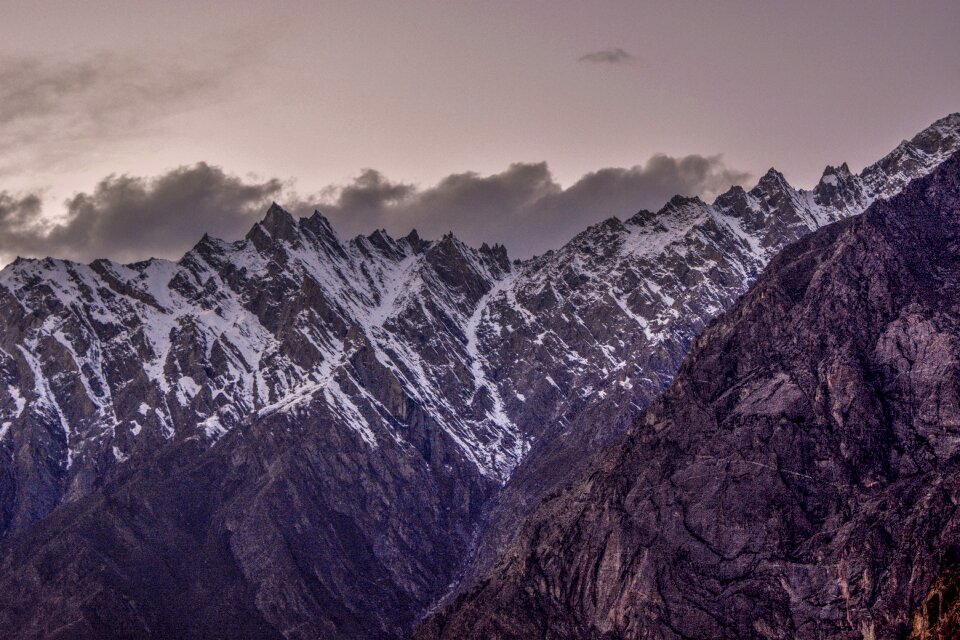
[187,232,226,262]
[626,209,658,226]
[665,194,706,208]
[403,229,430,254]
[479,241,510,275]
[656,194,707,220]
[424,232,493,307]
[261,202,298,240]
[303,209,336,237]
[245,202,302,251]
[366,228,403,260]
[819,164,848,184]
[713,184,749,212]
[755,167,791,192]
[813,162,863,211]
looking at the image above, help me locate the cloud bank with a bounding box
[0,154,749,264]
[314,154,750,257]
[0,163,282,264]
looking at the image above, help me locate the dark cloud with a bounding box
[0,155,748,264]
[331,169,417,213]
[577,48,636,65]
[0,192,48,257]
[313,154,751,257]
[0,52,237,175]
[0,163,283,264]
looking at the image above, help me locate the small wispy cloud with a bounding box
[0,43,253,177]
[578,48,636,65]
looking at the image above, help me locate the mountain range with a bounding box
[0,114,957,638]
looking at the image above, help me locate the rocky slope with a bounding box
[0,115,955,637]
[416,148,960,639]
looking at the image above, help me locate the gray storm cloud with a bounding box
[0,163,283,264]
[0,192,47,256]
[314,154,750,257]
[0,154,749,264]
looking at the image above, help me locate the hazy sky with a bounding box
[0,0,958,263]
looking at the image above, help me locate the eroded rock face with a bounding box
[0,213,516,638]
[415,151,960,639]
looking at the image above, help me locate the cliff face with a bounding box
[3,116,956,552]
[910,566,960,640]
[416,150,960,639]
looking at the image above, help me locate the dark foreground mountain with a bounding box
[0,116,956,638]
[416,150,960,639]
[445,112,960,594]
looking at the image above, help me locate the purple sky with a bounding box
[0,0,958,262]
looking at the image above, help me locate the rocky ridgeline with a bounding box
[0,114,955,637]
[0,204,523,531]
